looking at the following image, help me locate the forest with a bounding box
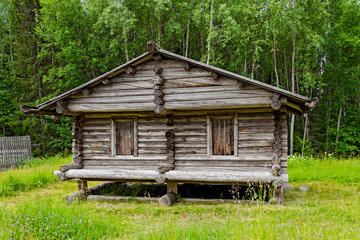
[0,0,359,157]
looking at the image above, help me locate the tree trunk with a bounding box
[200,29,205,59]
[251,52,256,80]
[284,47,288,90]
[185,17,190,58]
[206,0,214,65]
[289,0,296,156]
[325,87,332,152]
[124,35,129,62]
[335,100,343,151]
[244,50,247,74]
[301,114,308,157]
[273,36,279,87]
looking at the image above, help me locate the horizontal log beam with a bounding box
[54,169,288,183]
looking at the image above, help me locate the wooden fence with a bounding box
[0,136,32,171]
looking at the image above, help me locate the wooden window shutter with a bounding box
[211,118,234,155]
[115,121,134,156]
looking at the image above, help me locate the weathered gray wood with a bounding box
[164,76,237,88]
[102,78,111,85]
[54,169,289,183]
[88,195,160,202]
[163,86,270,95]
[211,72,219,80]
[77,180,88,191]
[157,46,310,103]
[68,103,155,112]
[136,60,183,70]
[159,191,177,206]
[153,65,163,74]
[56,100,71,115]
[182,62,191,71]
[63,190,87,204]
[87,195,266,204]
[0,136,32,171]
[35,52,152,110]
[83,108,281,118]
[153,53,162,62]
[82,88,92,95]
[164,97,272,110]
[237,81,245,89]
[163,92,273,102]
[125,66,136,75]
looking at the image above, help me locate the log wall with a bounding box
[81,110,287,174]
[67,60,273,112]
[74,58,287,176]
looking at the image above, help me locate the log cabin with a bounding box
[21,41,318,204]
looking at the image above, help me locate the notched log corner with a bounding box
[182,62,191,71]
[270,93,281,110]
[211,72,219,80]
[153,65,163,74]
[56,100,71,115]
[102,78,111,85]
[237,81,245,89]
[158,165,175,174]
[305,97,319,111]
[153,53,163,62]
[125,66,136,75]
[147,40,161,53]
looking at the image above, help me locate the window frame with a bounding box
[207,114,238,157]
[111,117,138,157]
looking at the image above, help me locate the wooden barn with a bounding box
[22,41,317,203]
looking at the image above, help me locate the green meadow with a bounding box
[0,156,359,239]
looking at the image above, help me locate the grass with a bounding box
[288,155,360,183]
[0,156,359,239]
[0,155,70,197]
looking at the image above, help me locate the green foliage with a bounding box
[0,0,359,156]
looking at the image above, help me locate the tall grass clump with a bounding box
[0,197,115,240]
[288,155,360,183]
[0,155,70,197]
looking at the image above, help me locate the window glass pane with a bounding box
[116,121,134,155]
[212,118,234,155]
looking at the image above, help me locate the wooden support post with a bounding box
[272,110,282,176]
[77,180,88,192]
[269,184,283,204]
[167,182,178,194]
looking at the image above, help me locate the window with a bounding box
[207,115,238,156]
[111,118,138,156]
